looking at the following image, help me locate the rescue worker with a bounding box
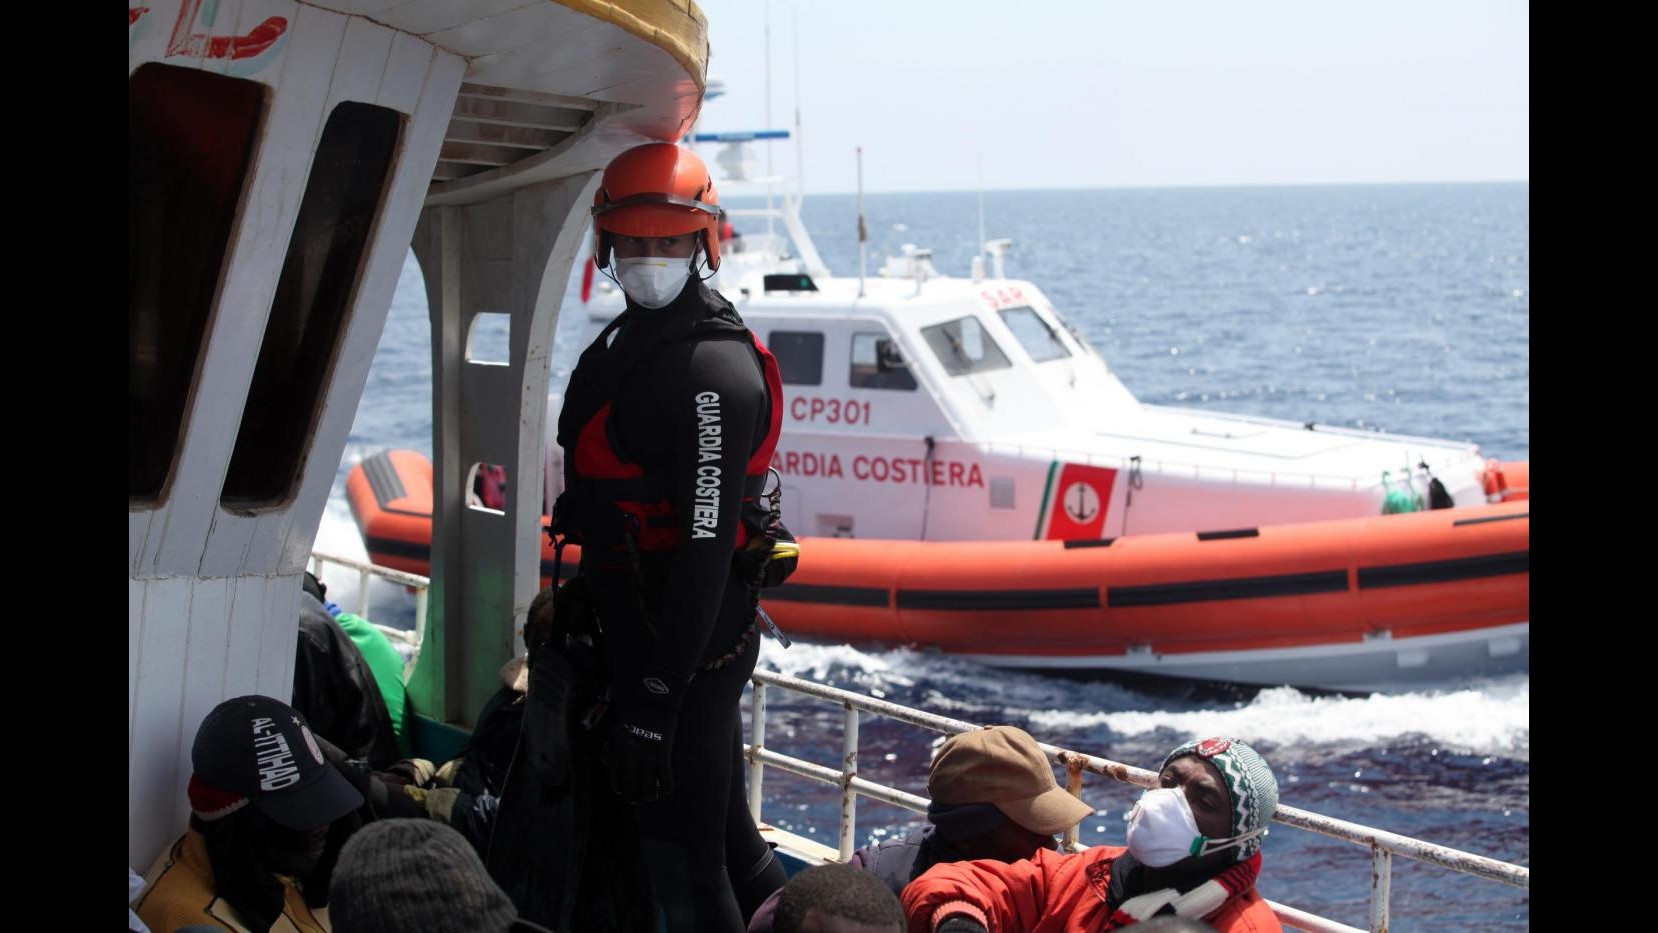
[541,142,788,930]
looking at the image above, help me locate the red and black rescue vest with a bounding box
[553,303,784,554]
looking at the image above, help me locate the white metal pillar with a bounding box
[406,171,601,724]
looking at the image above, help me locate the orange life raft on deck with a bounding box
[348,450,1529,687]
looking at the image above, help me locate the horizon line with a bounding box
[721,178,1529,198]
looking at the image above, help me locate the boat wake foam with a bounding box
[1026,676,1530,760]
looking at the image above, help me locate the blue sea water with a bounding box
[317,182,1528,929]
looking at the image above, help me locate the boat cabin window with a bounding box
[849,332,917,390]
[221,101,402,508]
[997,306,1072,362]
[767,331,825,386]
[921,316,1012,376]
[128,64,266,503]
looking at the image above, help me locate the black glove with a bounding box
[315,735,425,820]
[602,669,686,803]
[381,758,436,787]
[937,916,989,933]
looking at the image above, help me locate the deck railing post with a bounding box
[409,587,429,680]
[357,567,372,614]
[1062,757,1085,851]
[840,703,859,860]
[1370,844,1392,933]
[750,680,768,824]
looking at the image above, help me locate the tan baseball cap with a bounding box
[928,726,1092,835]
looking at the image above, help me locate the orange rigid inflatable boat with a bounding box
[348,450,1529,689]
[346,449,437,578]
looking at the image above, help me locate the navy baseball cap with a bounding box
[188,695,364,831]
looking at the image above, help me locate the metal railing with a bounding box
[743,668,1528,933]
[309,551,430,678]
[303,550,1529,931]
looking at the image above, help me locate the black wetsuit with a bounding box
[555,279,784,931]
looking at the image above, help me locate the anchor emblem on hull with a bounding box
[1062,481,1100,523]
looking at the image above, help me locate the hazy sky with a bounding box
[695,1,1529,193]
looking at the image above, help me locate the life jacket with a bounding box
[552,297,784,556]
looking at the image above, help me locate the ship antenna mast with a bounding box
[857,146,867,299]
[764,1,776,245]
[793,3,804,205]
[977,154,987,275]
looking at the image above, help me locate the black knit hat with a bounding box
[302,571,327,602]
[330,819,521,933]
[188,695,363,830]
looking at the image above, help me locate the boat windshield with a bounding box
[850,332,918,390]
[997,306,1071,362]
[921,316,1013,376]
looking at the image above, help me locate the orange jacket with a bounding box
[136,828,329,932]
[902,845,1281,933]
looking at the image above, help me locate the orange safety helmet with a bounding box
[591,142,725,271]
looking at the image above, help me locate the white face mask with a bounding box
[1125,787,1265,868]
[614,255,694,308]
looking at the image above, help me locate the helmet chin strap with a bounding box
[692,243,716,282]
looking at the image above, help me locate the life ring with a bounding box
[1481,458,1507,503]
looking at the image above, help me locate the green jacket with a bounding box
[334,612,411,757]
